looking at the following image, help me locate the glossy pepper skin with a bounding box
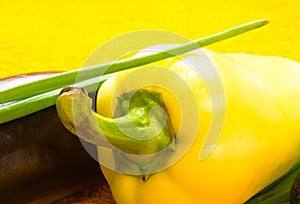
[96,48,300,204]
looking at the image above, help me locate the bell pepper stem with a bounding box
[56,86,175,177]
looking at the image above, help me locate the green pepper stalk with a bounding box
[56,86,175,179]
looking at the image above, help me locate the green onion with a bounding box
[0,74,112,124]
[0,19,268,124]
[245,161,300,204]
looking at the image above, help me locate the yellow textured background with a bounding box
[0,0,300,79]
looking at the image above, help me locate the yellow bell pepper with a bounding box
[52,20,298,203]
[93,48,300,204]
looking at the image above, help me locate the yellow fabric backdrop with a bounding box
[0,0,300,79]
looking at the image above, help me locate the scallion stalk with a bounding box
[0,74,112,124]
[246,161,300,204]
[0,19,268,124]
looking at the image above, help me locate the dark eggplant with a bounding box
[290,170,300,204]
[0,73,113,203]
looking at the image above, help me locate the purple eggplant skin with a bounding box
[290,171,300,204]
[0,74,107,204]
